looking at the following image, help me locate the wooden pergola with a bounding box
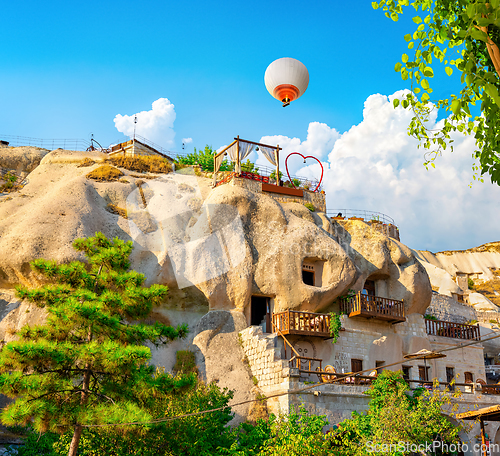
[457,405,500,456]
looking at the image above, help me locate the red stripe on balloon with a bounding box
[273,84,300,102]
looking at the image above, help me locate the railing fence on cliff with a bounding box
[327,209,396,226]
[0,135,91,151]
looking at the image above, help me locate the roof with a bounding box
[109,139,174,161]
[456,405,500,421]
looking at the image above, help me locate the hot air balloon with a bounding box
[264,57,309,107]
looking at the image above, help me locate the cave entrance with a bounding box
[251,296,271,332]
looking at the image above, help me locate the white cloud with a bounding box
[261,90,500,252]
[182,137,193,144]
[114,98,176,148]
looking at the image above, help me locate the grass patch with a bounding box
[473,270,500,306]
[173,350,198,376]
[106,204,128,218]
[108,155,172,174]
[86,165,124,182]
[0,171,20,192]
[78,158,96,167]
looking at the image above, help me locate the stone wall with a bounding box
[229,177,326,213]
[426,293,476,323]
[239,326,290,389]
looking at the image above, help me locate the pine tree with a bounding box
[0,233,194,456]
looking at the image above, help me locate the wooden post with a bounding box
[480,417,487,456]
[275,145,280,186]
[236,135,240,176]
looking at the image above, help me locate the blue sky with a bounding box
[2,0,500,252]
[1,0,416,145]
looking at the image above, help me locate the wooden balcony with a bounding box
[340,292,405,323]
[425,318,480,340]
[272,310,331,338]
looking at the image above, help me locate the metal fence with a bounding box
[327,209,396,225]
[0,135,91,151]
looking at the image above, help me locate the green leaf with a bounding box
[408,41,414,49]
[423,67,434,77]
[421,79,429,90]
[371,1,379,9]
[445,66,453,76]
[391,12,399,21]
[402,53,409,63]
[485,83,500,107]
[393,99,400,108]
[395,62,402,72]
[450,99,461,115]
[404,34,412,42]
[413,16,422,24]
[470,27,488,43]
[421,93,430,102]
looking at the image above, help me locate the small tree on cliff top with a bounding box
[0,232,194,456]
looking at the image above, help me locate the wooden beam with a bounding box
[233,137,282,151]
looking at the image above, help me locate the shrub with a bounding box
[304,202,315,212]
[176,145,232,172]
[468,277,475,289]
[0,171,19,192]
[173,350,198,375]
[241,159,259,174]
[108,155,172,174]
[269,170,283,183]
[86,165,123,181]
[4,426,58,455]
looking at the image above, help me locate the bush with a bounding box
[0,171,19,192]
[468,277,475,289]
[4,427,58,455]
[173,350,198,375]
[241,159,259,174]
[108,155,172,174]
[51,381,234,456]
[269,170,283,183]
[176,145,232,172]
[86,165,123,181]
[304,203,315,212]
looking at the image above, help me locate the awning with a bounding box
[457,405,500,421]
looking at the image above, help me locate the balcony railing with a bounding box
[340,292,405,323]
[425,318,480,340]
[272,310,331,338]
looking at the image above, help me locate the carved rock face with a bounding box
[0,150,432,318]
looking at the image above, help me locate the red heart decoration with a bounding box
[284,152,324,192]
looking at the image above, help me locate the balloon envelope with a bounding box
[264,58,309,105]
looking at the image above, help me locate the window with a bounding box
[402,365,411,382]
[302,270,315,286]
[418,365,430,382]
[351,359,363,374]
[446,367,455,391]
[464,372,474,393]
[375,361,385,373]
